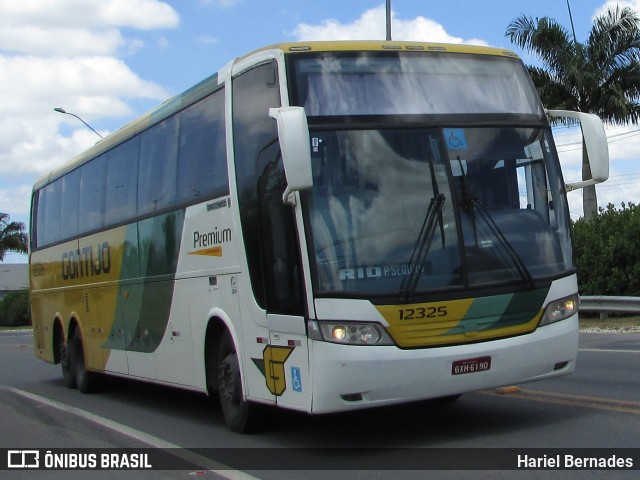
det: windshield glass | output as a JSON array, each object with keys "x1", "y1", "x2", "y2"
[
  {"x1": 304, "y1": 127, "x2": 573, "y2": 298},
  {"x1": 290, "y1": 52, "x2": 544, "y2": 116}
]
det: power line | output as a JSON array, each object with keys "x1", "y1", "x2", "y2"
[
  {"x1": 556, "y1": 128, "x2": 640, "y2": 151},
  {"x1": 606, "y1": 172, "x2": 640, "y2": 180}
]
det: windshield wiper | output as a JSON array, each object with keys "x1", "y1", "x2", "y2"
[
  {"x1": 469, "y1": 198, "x2": 534, "y2": 288},
  {"x1": 456, "y1": 157, "x2": 534, "y2": 289},
  {"x1": 399, "y1": 193, "x2": 446, "y2": 302},
  {"x1": 398, "y1": 136, "x2": 449, "y2": 303}
]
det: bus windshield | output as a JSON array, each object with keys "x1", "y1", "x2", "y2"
[
  {"x1": 290, "y1": 51, "x2": 544, "y2": 116},
  {"x1": 304, "y1": 126, "x2": 573, "y2": 298},
  {"x1": 290, "y1": 50, "x2": 571, "y2": 298}
]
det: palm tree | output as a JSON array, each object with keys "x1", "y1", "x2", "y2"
[
  {"x1": 506, "y1": 5, "x2": 640, "y2": 218},
  {"x1": 0, "y1": 213, "x2": 29, "y2": 261}
]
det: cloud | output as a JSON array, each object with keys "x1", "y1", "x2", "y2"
[
  {"x1": 195, "y1": 34, "x2": 220, "y2": 45},
  {"x1": 555, "y1": 122, "x2": 640, "y2": 218},
  {"x1": 0, "y1": 0, "x2": 178, "y2": 222},
  {"x1": 594, "y1": 0, "x2": 640, "y2": 18},
  {"x1": 0, "y1": 55, "x2": 167, "y2": 176},
  {"x1": 292, "y1": 4, "x2": 488, "y2": 45},
  {"x1": 0, "y1": 0, "x2": 179, "y2": 30},
  {"x1": 199, "y1": 0, "x2": 242, "y2": 7},
  {"x1": 0, "y1": 27, "x2": 128, "y2": 56},
  {"x1": 0, "y1": 184, "x2": 33, "y2": 220}
]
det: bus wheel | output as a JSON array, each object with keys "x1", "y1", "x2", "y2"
[
  {"x1": 217, "y1": 331, "x2": 258, "y2": 433},
  {"x1": 59, "y1": 332, "x2": 76, "y2": 389},
  {"x1": 70, "y1": 330, "x2": 95, "y2": 394}
]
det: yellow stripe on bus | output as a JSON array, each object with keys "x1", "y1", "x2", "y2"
[{"x1": 188, "y1": 247, "x2": 223, "y2": 257}]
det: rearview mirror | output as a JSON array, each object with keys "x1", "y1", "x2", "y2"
[
  {"x1": 269, "y1": 107, "x2": 313, "y2": 205},
  {"x1": 547, "y1": 110, "x2": 609, "y2": 191}
]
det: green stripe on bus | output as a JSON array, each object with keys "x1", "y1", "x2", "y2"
[
  {"x1": 444, "y1": 287, "x2": 549, "y2": 336},
  {"x1": 103, "y1": 210, "x2": 185, "y2": 353}
]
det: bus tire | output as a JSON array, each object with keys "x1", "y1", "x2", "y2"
[
  {"x1": 59, "y1": 331, "x2": 76, "y2": 389},
  {"x1": 217, "y1": 331, "x2": 259, "y2": 433},
  {"x1": 69, "y1": 329, "x2": 95, "y2": 394}
]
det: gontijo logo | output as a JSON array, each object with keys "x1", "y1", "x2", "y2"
[{"x1": 61, "y1": 242, "x2": 111, "y2": 281}]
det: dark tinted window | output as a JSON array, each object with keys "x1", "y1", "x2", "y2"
[
  {"x1": 42, "y1": 179, "x2": 61, "y2": 245},
  {"x1": 139, "y1": 116, "x2": 179, "y2": 215},
  {"x1": 79, "y1": 156, "x2": 106, "y2": 232},
  {"x1": 34, "y1": 86, "x2": 229, "y2": 248},
  {"x1": 233, "y1": 59, "x2": 304, "y2": 315},
  {"x1": 60, "y1": 168, "x2": 80, "y2": 239},
  {"x1": 105, "y1": 138, "x2": 139, "y2": 225},
  {"x1": 177, "y1": 90, "x2": 228, "y2": 202},
  {"x1": 35, "y1": 190, "x2": 46, "y2": 248}
]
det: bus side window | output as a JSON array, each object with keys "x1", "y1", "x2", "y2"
[
  {"x1": 34, "y1": 190, "x2": 45, "y2": 249},
  {"x1": 233, "y1": 59, "x2": 304, "y2": 315},
  {"x1": 60, "y1": 169, "x2": 80, "y2": 240},
  {"x1": 258, "y1": 148, "x2": 303, "y2": 314},
  {"x1": 138, "y1": 116, "x2": 179, "y2": 215},
  {"x1": 79, "y1": 157, "x2": 106, "y2": 233},
  {"x1": 105, "y1": 138, "x2": 139, "y2": 226},
  {"x1": 42, "y1": 179, "x2": 62, "y2": 246},
  {"x1": 177, "y1": 89, "x2": 228, "y2": 202}
]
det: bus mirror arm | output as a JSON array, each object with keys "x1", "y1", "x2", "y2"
[
  {"x1": 564, "y1": 179, "x2": 599, "y2": 192},
  {"x1": 546, "y1": 110, "x2": 609, "y2": 191},
  {"x1": 269, "y1": 107, "x2": 314, "y2": 205}
]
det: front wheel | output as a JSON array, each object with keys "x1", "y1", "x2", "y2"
[
  {"x1": 217, "y1": 331, "x2": 260, "y2": 433},
  {"x1": 59, "y1": 332, "x2": 76, "y2": 389}
]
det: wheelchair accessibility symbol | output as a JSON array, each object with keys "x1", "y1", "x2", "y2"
[
  {"x1": 291, "y1": 367, "x2": 302, "y2": 393},
  {"x1": 444, "y1": 128, "x2": 468, "y2": 150}
]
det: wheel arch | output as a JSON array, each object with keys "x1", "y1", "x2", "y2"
[{"x1": 204, "y1": 310, "x2": 240, "y2": 396}]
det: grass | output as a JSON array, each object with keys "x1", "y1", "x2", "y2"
[{"x1": 0, "y1": 325, "x2": 32, "y2": 331}]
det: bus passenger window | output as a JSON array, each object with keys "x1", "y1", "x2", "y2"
[{"x1": 139, "y1": 116, "x2": 179, "y2": 215}]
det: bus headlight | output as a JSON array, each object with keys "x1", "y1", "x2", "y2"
[
  {"x1": 539, "y1": 294, "x2": 579, "y2": 326},
  {"x1": 308, "y1": 321, "x2": 394, "y2": 346}
]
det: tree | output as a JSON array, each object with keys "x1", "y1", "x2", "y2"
[
  {"x1": 573, "y1": 203, "x2": 640, "y2": 296},
  {"x1": 0, "y1": 289, "x2": 30, "y2": 327},
  {"x1": 506, "y1": 5, "x2": 640, "y2": 218},
  {"x1": 0, "y1": 213, "x2": 29, "y2": 261}
]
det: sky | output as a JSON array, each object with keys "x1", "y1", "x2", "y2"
[{"x1": 2, "y1": 0, "x2": 640, "y2": 263}]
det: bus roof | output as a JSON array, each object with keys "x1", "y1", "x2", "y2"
[
  {"x1": 247, "y1": 41, "x2": 519, "y2": 59},
  {"x1": 34, "y1": 41, "x2": 520, "y2": 191}
]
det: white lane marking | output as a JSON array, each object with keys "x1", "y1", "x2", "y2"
[
  {"x1": 579, "y1": 348, "x2": 640, "y2": 354},
  {"x1": 1, "y1": 386, "x2": 259, "y2": 480}
]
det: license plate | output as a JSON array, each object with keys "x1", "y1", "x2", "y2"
[{"x1": 452, "y1": 356, "x2": 491, "y2": 375}]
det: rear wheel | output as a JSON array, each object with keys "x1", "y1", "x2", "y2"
[
  {"x1": 69, "y1": 329, "x2": 95, "y2": 394},
  {"x1": 217, "y1": 331, "x2": 260, "y2": 433}
]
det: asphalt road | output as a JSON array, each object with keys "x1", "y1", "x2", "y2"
[{"x1": 0, "y1": 329, "x2": 638, "y2": 479}]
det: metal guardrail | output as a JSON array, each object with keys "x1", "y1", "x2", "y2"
[{"x1": 580, "y1": 296, "x2": 640, "y2": 317}]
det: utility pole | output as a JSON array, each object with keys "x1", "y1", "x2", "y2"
[
  {"x1": 386, "y1": 0, "x2": 392, "y2": 41},
  {"x1": 566, "y1": 0, "x2": 578, "y2": 44}
]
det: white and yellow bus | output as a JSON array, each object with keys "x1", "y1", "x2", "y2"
[{"x1": 30, "y1": 41, "x2": 609, "y2": 432}]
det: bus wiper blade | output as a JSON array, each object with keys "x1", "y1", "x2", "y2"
[
  {"x1": 470, "y1": 197, "x2": 535, "y2": 289},
  {"x1": 399, "y1": 194, "x2": 446, "y2": 302}
]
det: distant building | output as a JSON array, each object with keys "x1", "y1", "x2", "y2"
[{"x1": 0, "y1": 264, "x2": 28, "y2": 299}]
